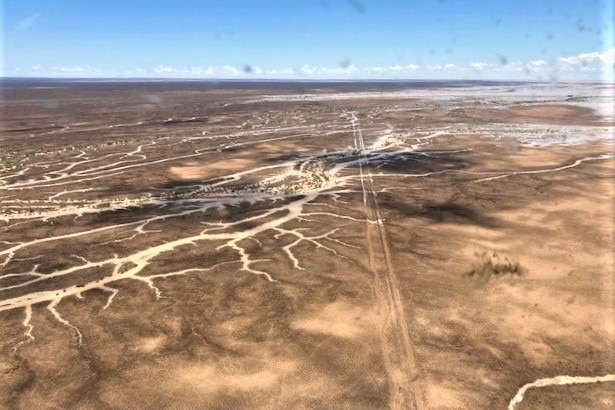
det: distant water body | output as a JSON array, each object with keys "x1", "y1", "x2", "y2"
[{"x1": 1, "y1": 77, "x2": 534, "y2": 92}]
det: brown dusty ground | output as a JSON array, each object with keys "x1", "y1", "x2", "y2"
[
  {"x1": 469, "y1": 104, "x2": 613, "y2": 126},
  {"x1": 0, "y1": 80, "x2": 614, "y2": 409}
]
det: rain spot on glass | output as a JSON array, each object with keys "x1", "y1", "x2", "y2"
[
  {"x1": 346, "y1": 0, "x2": 365, "y2": 13},
  {"x1": 145, "y1": 94, "x2": 161, "y2": 104},
  {"x1": 490, "y1": 12, "x2": 502, "y2": 25},
  {"x1": 577, "y1": 19, "x2": 586, "y2": 32}
]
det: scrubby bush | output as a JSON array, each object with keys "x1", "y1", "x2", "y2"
[{"x1": 465, "y1": 251, "x2": 523, "y2": 284}]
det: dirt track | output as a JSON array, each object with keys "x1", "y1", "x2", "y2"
[{"x1": 351, "y1": 111, "x2": 423, "y2": 409}]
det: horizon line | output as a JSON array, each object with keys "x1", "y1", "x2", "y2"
[{"x1": 2, "y1": 76, "x2": 613, "y2": 84}]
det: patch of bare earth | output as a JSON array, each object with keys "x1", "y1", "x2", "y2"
[{"x1": 471, "y1": 104, "x2": 612, "y2": 126}]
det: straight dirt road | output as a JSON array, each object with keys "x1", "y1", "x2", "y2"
[{"x1": 350, "y1": 111, "x2": 423, "y2": 409}]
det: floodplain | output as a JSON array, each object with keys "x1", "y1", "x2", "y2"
[{"x1": 1, "y1": 80, "x2": 614, "y2": 409}]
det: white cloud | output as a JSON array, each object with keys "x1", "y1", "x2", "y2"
[
  {"x1": 298, "y1": 65, "x2": 318, "y2": 75},
  {"x1": 154, "y1": 65, "x2": 174, "y2": 74},
  {"x1": 470, "y1": 62, "x2": 490, "y2": 71},
  {"x1": 339, "y1": 64, "x2": 359, "y2": 74},
  {"x1": 559, "y1": 49, "x2": 615, "y2": 66},
  {"x1": 554, "y1": 48, "x2": 614, "y2": 80},
  {"x1": 488, "y1": 59, "x2": 547, "y2": 74},
  {"x1": 222, "y1": 64, "x2": 240, "y2": 75},
  {"x1": 16, "y1": 48, "x2": 614, "y2": 80},
  {"x1": 266, "y1": 68, "x2": 295, "y2": 76},
  {"x1": 51, "y1": 66, "x2": 85, "y2": 73},
  {"x1": 114, "y1": 50, "x2": 613, "y2": 79},
  {"x1": 528, "y1": 59, "x2": 547, "y2": 67},
  {"x1": 184, "y1": 66, "x2": 216, "y2": 76}
]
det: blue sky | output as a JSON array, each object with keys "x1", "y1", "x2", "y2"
[{"x1": 2, "y1": 0, "x2": 614, "y2": 80}]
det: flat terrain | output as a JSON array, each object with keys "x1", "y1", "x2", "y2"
[{"x1": 1, "y1": 80, "x2": 614, "y2": 409}]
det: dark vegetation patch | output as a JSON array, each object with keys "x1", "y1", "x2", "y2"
[{"x1": 465, "y1": 251, "x2": 523, "y2": 285}]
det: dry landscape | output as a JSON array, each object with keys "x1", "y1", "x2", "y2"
[{"x1": 1, "y1": 79, "x2": 614, "y2": 409}]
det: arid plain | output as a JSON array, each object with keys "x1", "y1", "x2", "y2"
[{"x1": 1, "y1": 80, "x2": 614, "y2": 409}]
